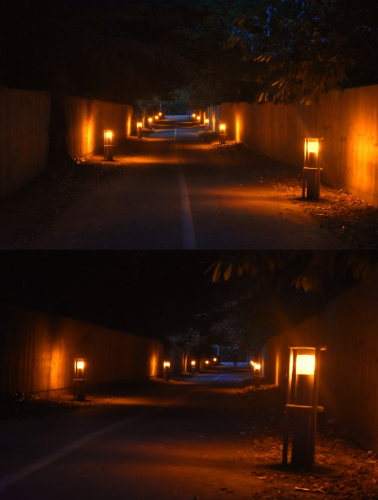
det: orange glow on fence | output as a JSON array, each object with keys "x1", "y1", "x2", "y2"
[
  {"x1": 296, "y1": 354, "x2": 315, "y2": 375},
  {"x1": 127, "y1": 116, "x2": 132, "y2": 136},
  {"x1": 150, "y1": 355, "x2": 157, "y2": 377},
  {"x1": 236, "y1": 118, "x2": 240, "y2": 142}
]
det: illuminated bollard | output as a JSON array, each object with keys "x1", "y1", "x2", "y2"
[
  {"x1": 204, "y1": 118, "x2": 210, "y2": 131},
  {"x1": 253, "y1": 361, "x2": 261, "y2": 388},
  {"x1": 104, "y1": 130, "x2": 114, "y2": 161},
  {"x1": 137, "y1": 122, "x2": 143, "y2": 139},
  {"x1": 73, "y1": 358, "x2": 86, "y2": 401},
  {"x1": 282, "y1": 346, "x2": 327, "y2": 471},
  {"x1": 219, "y1": 124, "x2": 227, "y2": 144},
  {"x1": 204, "y1": 360, "x2": 209, "y2": 370},
  {"x1": 163, "y1": 361, "x2": 171, "y2": 382},
  {"x1": 148, "y1": 117, "x2": 153, "y2": 130},
  {"x1": 212, "y1": 357, "x2": 217, "y2": 366},
  {"x1": 303, "y1": 138, "x2": 323, "y2": 200},
  {"x1": 191, "y1": 360, "x2": 196, "y2": 374}
]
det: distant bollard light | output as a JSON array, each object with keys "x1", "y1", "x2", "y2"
[
  {"x1": 192, "y1": 113, "x2": 196, "y2": 120},
  {"x1": 252, "y1": 361, "x2": 261, "y2": 388},
  {"x1": 104, "y1": 130, "x2": 114, "y2": 161},
  {"x1": 303, "y1": 137, "x2": 322, "y2": 200},
  {"x1": 191, "y1": 360, "x2": 196, "y2": 374},
  {"x1": 282, "y1": 346, "x2": 327, "y2": 471},
  {"x1": 148, "y1": 117, "x2": 153, "y2": 130},
  {"x1": 204, "y1": 360, "x2": 209, "y2": 369},
  {"x1": 204, "y1": 118, "x2": 210, "y2": 131},
  {"x1": 74, "y1": 357, "x2": 86, "y2": 401},
  {"x1": 137, "y1": 122, "x2": 143, "y2": 140},
  {"x1": 163, "y1": 361, "x2": 171, "y2": 382},
  {"x1": 219, "y1": 124, "x2": 227, "y2": 144},
  {"x1": 158, "y1": 112, "x2": 163, "y2": 119},
  {"x1": 213, "y1": 357, "x2": 217, "y2": 365},
  {"x1": 196, "y1": 115, "x2": 201, "y2": 122},
  {"x1": 155, "y1": 115, "x2": 159, "y2": 120}
]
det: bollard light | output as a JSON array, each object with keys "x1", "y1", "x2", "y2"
[
  {"x1": 137, "y1": 121, "x2": 143, "y2": 140},
  {"x1": 282, "y1": 346, "x2": 327, "y2": 471},
  {"x1": 213, "y1": 357, "x2": 217, "y2": 364},
  {"x1": 219, "y1": 124, "x2": 227, "y2": 144},
  {"x1": 303, "y1": 137, "x2": 322, "y2": 200},
  {"x1": 191, "y1": 360, "x2": 196, "y2": 374},
  {"x1": 74, "y1": 357, "x2": 86, "y2": 401},
  {"x1": 104, "y1": 130, "x2": 114, "y2": 161},
  {"x1": 296, "y1": 354, "x2": 315, "y2": 375},
  {"x1": 163, "y1": 360, "x2": 171, "y2": 381},
  {"x1": 148, "y1": 117, "x2": 153, "y2": 130},
  {"x1": 155, "y1": 115, "x2": 159, "y2": 120},
  {"x1": 252, "y1": 361, "x2": 261, "y2": 388},
  {"x1": 197, "y1": 115, "x2": 201, "y2": 122},
  {"x1": 158, "y1": 112, "x2": 162, "y2": 118},
  {"x1": 204, "y1": 360, "x2": 209, "y2": 369},
  {"x1": 204, "y1": 118, "x2": 209, "y2": 131}
]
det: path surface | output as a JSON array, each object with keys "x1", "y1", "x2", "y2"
[
  {"x1": 0, "y1": 371, "x2": 259, "y2": 500},
  {"x1": 1, "y1": 371, "x2": 376, "y2": 500},
  {"x1": 27, "y1": 120, "x2": 345, "y2": 250}
]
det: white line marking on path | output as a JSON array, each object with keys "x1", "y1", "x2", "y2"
[
  {"x1": 0, "y1": 411, "x2": 151, "y2": 492},
  {"x1": 0, "y1": 372, "x2": 225, "y2": 492},
  {"x1": 178, "y1": 170, "x2": 197, "y2": 249},
  {"x1": 174, "y1": 126, "x2": 197, "y2": 249}
]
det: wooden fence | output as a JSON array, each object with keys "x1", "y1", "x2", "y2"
[
  {"x1": 0, "y1": 87, "x2": 134, "y2": 197},
  {"x1": 0, "y1": 303, "x2": 164, "y2": 397},
  {"x1": 0, "y1": 87, "x2": 50, "y2": 197},
  {"x1": 264, "y1": 279, "x2": 378, "y2": 452},
  {"x1": 207, "y1": 84, "x2": 378, "y2": 206}
]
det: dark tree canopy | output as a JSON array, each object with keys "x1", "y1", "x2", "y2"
[{"x1": 2, "y1": 0, "x2": 378, "y2": 106}]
